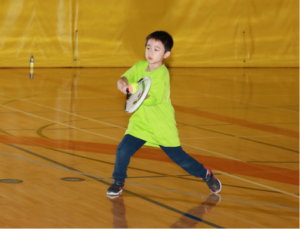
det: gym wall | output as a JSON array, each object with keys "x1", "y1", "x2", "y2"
[{"x1": 0, "y1": 0, "x2": 298, "y2": 67}]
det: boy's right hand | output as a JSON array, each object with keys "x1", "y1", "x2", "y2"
[{"x1": 117, "y1": 78, "x2": 129, "y2": 95}]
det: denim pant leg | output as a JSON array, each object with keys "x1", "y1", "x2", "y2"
[
  {"x1": 160, "y1": 145, "x2": 207, "y2": 178},
  {"x1": 113, "y1": 134, "x2": 146, "y2": 182}
]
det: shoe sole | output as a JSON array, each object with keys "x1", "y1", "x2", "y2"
[
  {"x1": 107, "y1": 195, "x2": 120, "y2": 200},
  {"x1": 107, "y1": 189, "x2": 123, "y2": 196}
]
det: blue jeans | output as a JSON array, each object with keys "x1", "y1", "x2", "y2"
[{"x1": 112, "y1": 134, "x2": 207, "y2": 182}]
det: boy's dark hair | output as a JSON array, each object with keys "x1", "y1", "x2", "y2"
[{"x1": 145, "y1": 31, "x2": 173, "y2": 52}]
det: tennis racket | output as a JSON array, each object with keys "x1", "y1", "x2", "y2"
[{"x1": 125, "y1": 77, "x2": 151, "y2": 113}]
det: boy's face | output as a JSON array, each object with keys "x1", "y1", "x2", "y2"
[{"x1": 145, "y1": 39, "x2": 170, "y2": 66}]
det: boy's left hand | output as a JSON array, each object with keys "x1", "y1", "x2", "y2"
[
  {"x1": 117, "y1": 78, "x2": 129, "y2": 95},
  {"x1": 120, "y1": 85, "x2": 129, "y2": 94}
]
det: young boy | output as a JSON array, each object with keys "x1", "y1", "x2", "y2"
[{"x1": 107, "y1": 31, "x2": 221, "y2": 196}]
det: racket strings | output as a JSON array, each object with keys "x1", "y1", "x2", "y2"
[
  {"x1": 126, "y1": 78, "x2": 150, "y2": 113},
  {"x1": 127, "y1": 82, "x2": 145, "y2": 108}
]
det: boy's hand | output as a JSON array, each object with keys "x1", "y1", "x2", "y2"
[{"x1": 117, "y1": 77, "x2": 129, "y2": 95}]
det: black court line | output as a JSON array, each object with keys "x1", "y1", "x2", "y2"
[
  {"x1": 0, "y1": 127, "x2": 287, "y2": 195},
  {"x1": 248, "y1": 161, "x2": 299, "y2": 163},
  {"x1": 194, "y1": 107, "x2": 300, "y2": 113},
  {"x1": 43, "y1": 147, "x2": 281, "y2": 194},
  {"x1": 35, "y1": 120, "x2": 125, "y2": 139},
  {"x1": 125, "y1": 175, "x2": 281, "y2": 194},
  {"x1": 46, "y1": 127, "x2": 119, "y2": 130},
  {"x1": 33, "y1": 123, "x2": 284, "y2": 195},
  {"x1": 45, "y1": 148, "x2": 204, "y2": 181},
  {"x1": 126, "y1": 174, "x2": 221, "y2": 178},
  {"x1": 178, "y1": 122, "x2": 299, "y2": 153},
  {"x1": 194, "y1": 122, "x2": 299, "y2": 126},
  {"x1": 6, "y1": 143, "x2": 224, "y2": 228},
  {"x1": 194, "y1": 106, "x2": 273, "y2": 110},
  {"x1": 36, "y1": 118, "x2": 298, "y2": 156}
]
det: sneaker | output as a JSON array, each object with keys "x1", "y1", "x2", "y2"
[
  {"x1": 107, "y1": 181, "x2": 125, "y2": 196},
  {"x1": 202, "y1": 167, "x2": 222, "y2": 194}
]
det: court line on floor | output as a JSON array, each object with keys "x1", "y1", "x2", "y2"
[
  {"x1": 0, "y1": 105, "x2": 121, "y2": 142},
  {"x1": 1, "y1": 145, "x2": 223, "y2": 228},
  {"x1": 173, "y1": 105, "x2": 299, "y2": 139},
  {"x1": 180, "y1": 135, "x2": 283, "y2": 139},
  {"x1": 2, "y1": 96, "x2": 299, "y2": 188},
  {"x1": 191, "y1": 91, "x2": 299, "y2": 114},
  {"x1": 1, "y1": 96, "x2": 300, "y2": 195},
  {"x1": 12, "y1": 129, "x2": 283, "y2": 195},
  {"x1": 26, "y1": 96, "x2": 118, "y2": 100},
  {"x1": 3, "y1": 94, "x2": 295, "y2": 152},
  {"x1": 1, "y1": 103, "x2": 298, "y2": 197},
  {"x1": 29, "y1": 119, "x2": 300, "y2": 183},
  {"x1": 0, "y1": 94, "x2": 127, "y2": 130},
  {"x1": 0, "y1": 149, "x2": 297, "y2": 211},
  {"x1": 178, "y1": 121, "x2": 298, "y2": 153},
  {"x1": 181, "y1": 142, "x2": 299, "y2": 198},
  {"x1": 0, "y1": 129, "x2": 286, "y2": 195},
  {"x1": 249, "y1": 161, "x2": 299, "y2": 163}
]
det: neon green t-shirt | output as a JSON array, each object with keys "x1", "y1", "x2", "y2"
[{"x1": 123, "y1": 60, "x2": 180, "y2": 147}]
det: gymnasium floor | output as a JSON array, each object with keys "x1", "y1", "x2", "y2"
[{"x1": 0, "y1": 67, "x2": 298, "y2": 228}]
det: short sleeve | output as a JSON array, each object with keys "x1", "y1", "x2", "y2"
[
  {"x1": 122, "y1": 61, "x2": 148, "y2": 85},
  {"x1": 143, "y1": 72, "x2": 165, "y2": 106},
  {"x1": 122, "y1": 64, "x2": 137, "y2": 85}
]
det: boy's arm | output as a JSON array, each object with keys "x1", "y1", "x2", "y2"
[
  {"x1": 143, "y1": 83, "x2": 164, "y2": 105},
  {"x1": 143, "y1": 74, "x2": 165, "y2": 105},
  {"x1": 118, "y1": 76, "x2": 150, "y2": 99},
  {"x1": 118, "y1": 62, "x2": 139, "y2": 94},
  {"x1": 117, "y1": 77, "x2": 129, "y2": 94}
]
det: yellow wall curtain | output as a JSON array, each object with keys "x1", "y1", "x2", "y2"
[{"x1": 0, "y1": 0, "x2": 298, "y2": 67}]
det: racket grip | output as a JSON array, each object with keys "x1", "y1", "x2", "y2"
[
  {"x1": 126, "y1": 88, "x2": 130, "y2": 100},
  {"x1": 125, "y1": 88, "x2": 130, "y2": 111}
]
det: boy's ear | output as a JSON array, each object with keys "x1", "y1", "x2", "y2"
[{"x1": 164, "y1": 51, "x2": 171, "y2": 59}]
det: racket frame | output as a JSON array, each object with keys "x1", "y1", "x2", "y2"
[{"x1": 125, "y1": 76, "x2": 151, "y2": 113}]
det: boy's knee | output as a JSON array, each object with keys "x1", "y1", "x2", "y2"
[
  {"x1": 116, "y1": 145, "x2": 125, "y2": 155},
  {"x1": 116, "y1": 145, "x2": 134, "y2": 157}
]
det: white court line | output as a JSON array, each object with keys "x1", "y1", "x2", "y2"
[
  {"x1": 181, "y1": 93, "x2": 299, "y2": 97},
  {"x1": 181, "y1": 144, "x2": 299, "y2": 198},
  {"x1": 1, "y1": 94, "x2": 126, "y2": 130},
  {"x1": 216, "y1": 171, "x2": 299, "y2": 198},
  {"x1": 191, "y1": 91, "x2": 299, "y2": 114},
  {"x1": 0, "y1": 150, "x2": 298, "y2": 210},
  {"x1": 0, "y1": 105, "x2": 121, "y2": 142},
  {"x1": 181, "y1": 143, "x2": 244, "y2": 161},
  {"x1": 180, "y1": 135, "x2": 283, "y2": 139},
  {"x1": 29, "y1": 96, "x2": 118, "y2": 100},
  {"x1": 0, "y1": 97, "x2": 298, "y2": 198}
]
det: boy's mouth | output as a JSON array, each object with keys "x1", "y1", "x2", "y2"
[{"x1": 148, "y1": 57, "x2": 152, "y2": 60}]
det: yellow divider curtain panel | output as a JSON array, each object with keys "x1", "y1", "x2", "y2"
[{"x1": 0, "y1": 0, "x2": 298, "y2": 67}]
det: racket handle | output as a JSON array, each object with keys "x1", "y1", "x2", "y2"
[
  {"x1": 126, "y1": 87, "x2": 130, "y2": 99},
  {"x1": 125, "y1": 88, "x2": 130, "y2": 110}
]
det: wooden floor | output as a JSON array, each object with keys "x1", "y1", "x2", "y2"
[{"x1": 0, "y1": 67, "x2": 298, "y2": 228}]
